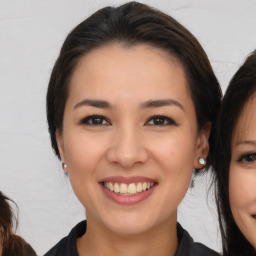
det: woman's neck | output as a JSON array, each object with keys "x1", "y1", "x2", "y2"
[{"x1": 77, "y1": 216, "x2": 178, "y2": 256}]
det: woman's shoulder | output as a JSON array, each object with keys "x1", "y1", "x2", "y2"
[
  {"x1": 193, "y1": 242, "x2": 219, "y2": 256},
  {"x1": 44, "y1": 220, "x2": 86, "y2": 256},
  {"x1": 176, "y1": 223, "x2": 219, "y2": 256},
  {"x1": 44, "y1": 221, "x2": 219, "y2": 256}
]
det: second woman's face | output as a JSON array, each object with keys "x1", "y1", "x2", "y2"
[
  {"x1": 229, "y1": 94, "x2": 256, "y2": 249},
  {"x1": 57, "y1": 44, "x2": 208, "y2": 235}
]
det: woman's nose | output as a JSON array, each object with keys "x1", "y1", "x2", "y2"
[{"x1": 106, "y1": 127, "x2": 149, "y2": 168}]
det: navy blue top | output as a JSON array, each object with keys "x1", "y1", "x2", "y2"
[{"x1": 45, "y1": 221, "x2": 219, "y2": 256}]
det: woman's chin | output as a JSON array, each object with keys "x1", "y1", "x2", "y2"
[
  {"x1": 98, "y1": 213, "x2": 156, "y2": 236},
  {"x1": 107, "y1": 223, "x2": 151, "y2": 237}
]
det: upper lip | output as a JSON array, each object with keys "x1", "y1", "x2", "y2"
[{"x1": 99, "y1": 176, "x2": 157, "y2": 184}]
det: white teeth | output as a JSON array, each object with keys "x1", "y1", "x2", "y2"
[
  {"x1": 120, "y1": 183, "x2": 128, "y2": 193},
  {"x1": 142, "y1": 182, "x2": 147, "y2": 191},
  {"x1": 109, "y1": 183, "x2": 114, "y2": 192},
  {"x1": 114, "y1": 183, "x2": 120, "y2": 193},
  {"x1": 128, "y1": 183, "x2": 137, "y2": 194},
  {"x1": 104, "y1": 181, "x2": 154, "y2": 195},
  {"x1": 137, "y1": 183, "x2": 143, "y2": 192}
]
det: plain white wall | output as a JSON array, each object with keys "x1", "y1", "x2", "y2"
[{"x1": 1, "y1": 0, "x2": 256, "y2": 254}]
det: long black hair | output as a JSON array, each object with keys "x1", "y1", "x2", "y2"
[{"x1": 213, "y1": 50, "x2": 256, "y2": 256}]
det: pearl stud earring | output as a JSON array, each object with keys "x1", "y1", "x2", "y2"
[
  {"x1": 62, "y1": 162, "x2": 68, "y2": 169},
  {"x1": 198, "y1": 157, "x2": 205, "y2": 165}
]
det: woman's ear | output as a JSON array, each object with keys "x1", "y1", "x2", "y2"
[
  {"x1": 193, "y1": 122, "x2": 211, "y2": 169},
  {"x1": 56, "y1": 129, "x2": 65, "y2": 162}
]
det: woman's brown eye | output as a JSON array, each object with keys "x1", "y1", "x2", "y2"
[
  {"x1": 80, "y1": 115, "x2": 110, "y2": 125},
  {"x1": 146, "y1": 115, "x2": 177, "y2": 126},
  {"x1": 239, "y1": 153, "x2": 256, "y2": 163}
]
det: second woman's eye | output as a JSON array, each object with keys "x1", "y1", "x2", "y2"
[
  {"x1": 79, "y1": 115, "x2": 110, "y2": 125},
  {"x1": 146, "y1": 115, "x2": 177, "y2": 126},
  {"x1": 238, "y1": 153, "x2": 256, "y2": 164}
]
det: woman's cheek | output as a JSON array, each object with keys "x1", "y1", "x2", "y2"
[{"x1": 229, "y1": 165, "x2": 255, "y2": 216}]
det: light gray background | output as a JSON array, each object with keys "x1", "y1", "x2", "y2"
[{"x1": 1, "y1": 0, "x2": 256, "y2": 255}]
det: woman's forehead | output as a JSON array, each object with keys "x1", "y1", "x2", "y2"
[
  {"x1": 232, "y1": 93, "x2": 256, "y2": 145},
  {"x1": 67, "y1": 43, "x2": 192, "y2": 105}
]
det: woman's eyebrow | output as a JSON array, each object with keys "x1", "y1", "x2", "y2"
[
  {"x1": 236, "y1": 140, "x2": 256, "y2": 147},
  {"x1": 74, "y1": 99, "x2": 111, "y2": 109},
  {"x1": 73, "y1": 98, "x2": 184, "y2": 110},
  {"x1": 141, "y1": 99, "x2": 184, "y2": 111}
]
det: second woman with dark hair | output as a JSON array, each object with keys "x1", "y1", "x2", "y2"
[
  {"x1": 213, "y1": 50, "x2": 256, "y2": 256},
  {"x1": 45, "y1": 2, "x2": 221, "y2": 255}
]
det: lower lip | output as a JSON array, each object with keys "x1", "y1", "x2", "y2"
[{"x1": 101, "y1": 184, "x2": 157, "y2": 205}]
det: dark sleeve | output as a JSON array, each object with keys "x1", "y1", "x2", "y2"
[
  {"x1": 44, "y1": 237, "x2": 69, "y2": 256},
  {"x1": 44, "y1": 245, "x2": 58, "y2": 256},
  {"x1": 194, "y1": 243, "x2": 220, "y2": 256},
  {"x1": 44, "y1": 221, "x2": 86, "y2": 256}
]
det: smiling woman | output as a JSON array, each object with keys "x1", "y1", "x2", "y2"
[
  {"x1": 213, "y1": 50, "x2": 256, "y2": 256},
  {"x1": 58, "y1": 44, "x2": 200, "y2": 231},
  {"x1": 44, "y1": 2, "x2": 221, "y2": 256}
]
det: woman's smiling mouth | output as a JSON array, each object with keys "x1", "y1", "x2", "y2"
[
  {"x1": 103, "y1": 182, "x2": 155, "y2": 195},
  {"x1": 99, "y1": 176, "x2": 158, "y2": 204}
]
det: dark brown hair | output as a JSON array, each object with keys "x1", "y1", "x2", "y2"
[
  {"x1": 0, "y1": 191, "x2": 36, "y2": 256},
  {"x1": 47, "y1": 1, "x2": 222, "y2": 171},
  {"x1": 213, "y1": 50, "x2": 256, "y2": 256}
]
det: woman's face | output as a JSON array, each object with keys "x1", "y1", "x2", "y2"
[
  {"x1": 57, "y1": 43, "x2": 209, "y2": 235},
  {"x1": 229, "y1": 93, "x2": 256, "y2": 249}
]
